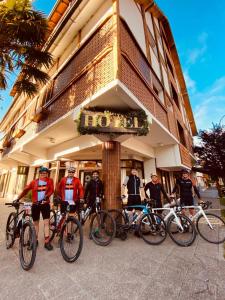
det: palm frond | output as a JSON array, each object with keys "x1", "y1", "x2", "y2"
[
  {"x1": 21, "y1": 65, "x2": 49, "y2": 84},
  {"x1": 13, "y1": 78, "x2": 38, "y2": 97}
]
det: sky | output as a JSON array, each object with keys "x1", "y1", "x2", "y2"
[{"x1": 1, "y1": 0, "x2": 225, "y2": 131}]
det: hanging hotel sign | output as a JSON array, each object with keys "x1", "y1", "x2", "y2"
[{"x1": 76, "y1": 109, "x2": 150, "y2": 136}]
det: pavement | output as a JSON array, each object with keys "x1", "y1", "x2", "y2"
[{"x1": 0, "y1": 188, "x2": 225, "y2": 300}]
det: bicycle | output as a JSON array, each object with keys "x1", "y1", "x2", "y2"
[
  {"x1": 49, "y1": 199, "x2": 83, "y2": 263},
  {"x1": 5, "y1": 201, "x2": 37, "y2": 271},
  {"x1": 175, "y1": 199, "x2": 225, "y2": 244},
  {"x1": 109, "y1": 199, "x2": 167, "y2": 245},
  {"x1": 78, "y1": 197, "x2": 116, "y2": 246},
  {"x1": 151, "y1": 199, "x2": 197, "y2": 247}
]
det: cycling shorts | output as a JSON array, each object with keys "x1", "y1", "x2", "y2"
[
  {"x1": 127, "y1": 195, "x2": 142, "y2": 211},
  {"x1": 32, "y1": 203, "x2": 50, "y2": 221},
  {"x1": 180, "y1": 197, "x2": 194, "y2": 206},
  {"x1": 60, "y1": 201, "x2": 77, "y2": 214}
]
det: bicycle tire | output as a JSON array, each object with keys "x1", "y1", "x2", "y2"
[
  {"x1": 19, "y1": 220, "x2": 37, "y2": 271},
  {"x1": 89, "y1": 210, "x2": 116, "y2": 246},
  {"x1": 167, "y1": 214, "x2": 196, "y2": 247},
  {"x1": 108, "y1": 209, "x2": 127, "y2": 237},
  {"x1": 6, "y1": 212, "x2": 17, "y2": 249},
  {"x1": 49, "y1": 209, "x2": 57, "y2": 242},
  {"x1": 196, "y1": 212, "x2": 225, "y2": 244},
  {"x1": 60, "y1": 216, "x2": 83, "y2": 263},
  {"x1": 139, "y1": 213, "x2": 167, "y2": 245}
]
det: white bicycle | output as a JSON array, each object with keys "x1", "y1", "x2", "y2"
[
  {"x1": 151, "y1": 201, "x2": 196, "y2": 247},
  {"x1": 180, "y1": 202, "x2": 225, "y2": 244}
]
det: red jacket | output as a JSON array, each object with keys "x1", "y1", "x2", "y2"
[
  {"x1": 18, "y1": 178, "x2": 54, "y2": 204},
  {"x1": 58, "y1": 177, "x2": 84, "y2": 202}
]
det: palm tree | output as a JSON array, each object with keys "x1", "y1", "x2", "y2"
[{"x1": 0, "y1": 0, "x2": 53, "y2": 97}]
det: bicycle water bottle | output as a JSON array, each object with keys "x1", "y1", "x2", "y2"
[
  {"x1": 81, "y1": 210, "x2": 85, "y2": 220},
  {"x1": 133, "y1": 212, "x2": 138, "y2": 222},
  {"x1": 56, "y1": 211, "x2": 61, "y2": 225},
  {"x1": 85, "y1": 207, "x2": 91, "y2": 218}
]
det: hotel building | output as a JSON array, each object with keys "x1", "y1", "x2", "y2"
[{"x1": 0, "y1": 0, "x2": 197, "y2": 208}]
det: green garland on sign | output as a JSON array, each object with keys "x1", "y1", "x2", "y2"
[{"x1": 76, "y1": 109, "x2": 149, "y2": 136}]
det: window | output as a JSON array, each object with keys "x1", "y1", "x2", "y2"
[
  {"x1": 177, "y1": 122, "x2": 186, "y2": 147},
  {"x1": 148, "y1": 29, "x2": 158, "y2": 58},
  {"x1": 152, "y1": 74, "x2": 165, "y2": 104},
  {"x1": 171, "y1": 84, "x2": 180, "y2": 109},
  {"x1": 166, "y1": 54, "x2": 174, "y2": 77}
]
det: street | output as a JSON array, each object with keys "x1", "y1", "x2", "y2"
[{"x1": 0, "y1": 189, "x2": 225, "y2": 300}]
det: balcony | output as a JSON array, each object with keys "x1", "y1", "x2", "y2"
[{"x1": 179, "y1": 143, "x2": 192, "y2": 168}]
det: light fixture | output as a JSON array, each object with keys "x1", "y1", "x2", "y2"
[{"x1": 48, "y1": 137, "x2": 55, "y2": 144}]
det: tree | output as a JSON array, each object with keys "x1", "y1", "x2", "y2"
[
  {"x1": 0, "y1": 0, "x2": 53, "y2": 97},
  {"x1": 194, "y1": 124, "x2": 225, "y2": 195}
]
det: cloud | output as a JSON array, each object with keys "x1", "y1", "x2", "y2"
[
  {"x1": 187, "y1": 32, "x2": 208, "y2": 65},
  {"x1": 184, "y1": 70, "x2": 196, "y2": 93},
  {"x1": 191, "y1": 76, "x2": 225, "y2": 130}
]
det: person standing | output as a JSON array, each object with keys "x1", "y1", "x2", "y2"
[
  {"x1": 122, "y1": 168, "x2": 143, "y2": 208},
  {"x1": 172, "y1": 169, "x2": 201, "y2": 216},
  {"x1": 17, "y1": 167, "x2": 54, "y2": 250},
  {"x1": 84, "y1": 170, "x2": 103, "y2": 212},
  {"x1": 58, "y1": 167, "x2": 84, "y2": 215},
  {"x1": 144, "y1": 174, "x2": 170, "y2": 209}
]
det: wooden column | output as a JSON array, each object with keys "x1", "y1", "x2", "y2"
[{"x1": 102, "y1": 141, "x2": 121, "y2": 210}]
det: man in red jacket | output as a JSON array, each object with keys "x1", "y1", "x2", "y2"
[
  {"x1": 58, "y1": 167, "x2": 84, "y2": 215},
  {"x1": 17, "y1": 166, "x2": 54, "y2": 250}
]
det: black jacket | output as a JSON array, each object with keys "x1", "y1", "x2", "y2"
[
  {"x1": 144, "y1": 182, "x2": 169, "y2": 201},
  {"x1": 172, "y1": 178, "x2": 201, "y2": 199},
  {"x1": 124, "y1": 175, "x2": 142, "y2": 195},
  {"x1": 84, "y1": 179, "x2": 104, "y2": 201}
]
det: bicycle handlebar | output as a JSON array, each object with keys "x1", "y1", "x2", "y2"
[{"x1": 5, "y1": 202, "x2": 28, "y2": 207}]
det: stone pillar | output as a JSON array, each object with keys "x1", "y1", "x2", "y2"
[{"x1": 102, "y1": 141, "x2": 121, "y2": 210}]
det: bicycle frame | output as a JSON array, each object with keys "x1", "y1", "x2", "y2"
[
  {"x1": 181, "y1": 205, "x2": 213, "y2": 229},
  {"x1": 80, "y1": 198, "x2": 102, "y2": 224},
  {"x1": 151, "y1": 207, "x2": 185, "y2": 232}
]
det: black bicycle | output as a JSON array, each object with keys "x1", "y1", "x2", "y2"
[
  {"x1": 49, "y1": 200, "x2": 83, "y2": 263},
  {"x1": 5, "y1": 201, "x2": 37, "y2": 271},
  {"x1": 78, "y1": 197, "x2": 116, "y2": 246},
  {"x1": 109, "y1": 199, "x2": 167, "y2": 245}
]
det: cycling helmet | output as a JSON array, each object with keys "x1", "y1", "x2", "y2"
[
  {"x1": 39, "y1": 166, "x2": 49, "y2": 173},
  {"x1": 68, "y1": 167, "x2": 76, "y2": 173},
  {"x1": 181, "y1": 168, "x2": 190, "y2": 174}
]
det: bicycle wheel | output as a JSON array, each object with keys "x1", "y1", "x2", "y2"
[
  {"x1": 196, "y1": 212, "x2": 225, "y2": 244},
  {"x1": 19, "y1": 220, "x2": 37, "y2": 271},
  {"x1": 139, "y1": 213, "x2": 167, "y2": 245},
  {"x1": 60, "y1": 217, "x2": 83, "y2": 263},
  {"x1": 6, "y1": 212, "x2": 17, "y2": 249},
  {"x1": 108, "y1": 209, "x2": 127, "y2": 237},
  {"x1": 49, "y1": 209, "x2": 57, "y2": 242},
  {"x1": 167, "y1": 214, "x2": 196, "y2": 247},
  {"x1": 90, "y1": 210, "x2": 116, "y2": 246}
]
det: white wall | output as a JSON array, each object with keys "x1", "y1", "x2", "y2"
[
  {"x1": 119, "y1": 0, "x2": 146, "y2": 55},
  {"x1": 156, "y1": 144, "x2": 181, "y2": 168},
  {"x1": 150, "y1": 48, "x2": 161, "y2": 80},
  {"x1": 162, "y1": 65, "x2": 170, "y2": 96},
  {"x1": 5, "y1": 169, "x2": 18, "y2": 200},
  {"x1": 122, "y1": 138, "x2": 155, "y2": 158},
  {"x1": 144, "y1": 158, "x2": 156, "y2": 182},
  {"x1": 145, "y1": 12, "x2": 155, "y2": 37}
]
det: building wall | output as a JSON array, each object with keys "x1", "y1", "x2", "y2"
[
  {"x1": 0, "y1": 0, "x2": 195, "y2": 172},
  {"x1": 119, "y1": 0, "x2": 146, "y2": 55}
]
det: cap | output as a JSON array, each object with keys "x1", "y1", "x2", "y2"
[
  {"x1": 68, "y1": 167, "x2": 76, "y2": 173},
  {"x1": 39, "y1": 166, "x2": 49, "y2": 173},
  {"x1": 181, "y1": 168, "x2": 190, "y2": 174}
]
